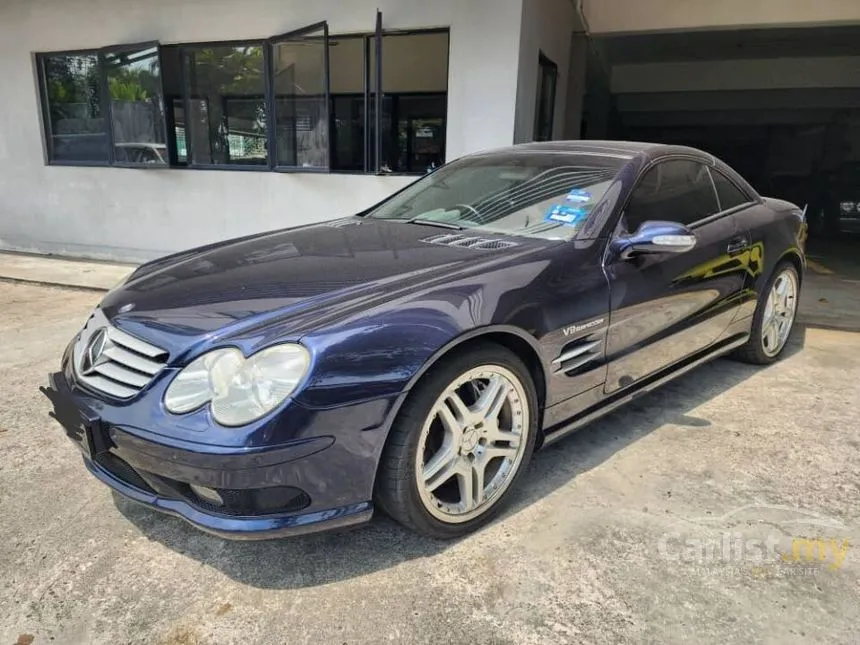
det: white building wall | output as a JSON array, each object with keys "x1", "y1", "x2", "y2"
[
  {"x1": 0, "y1": 0, "x2": 524, "y2": 261},
  {"x1": 512, "y1": 0, "x2": 577, "y2": 143}
]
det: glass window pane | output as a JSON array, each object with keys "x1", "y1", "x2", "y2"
[
  {"x1": 41, "y1": 54, "x2": 108, "y2": 162},
  {"x1": 272, "y1": 28, "x2": 329, "y2": 168},
  {"x1": 183, "y1": 45, "x2": 267, "y2": 166},
  {"x1": 711, "y1": 169, "x2": 750, "y2": 211},
  {"x1": 371, "y1": 31, "x2": 449, "y2": 174},
  {"x1": 105, "y1": 46, "x2": 167, "y2": 165},
  {"x1": 367, "y1": 152, "x2": 624, "y2": 241},
  {"x1": 329, "y1": 36, "x2": 366, "y2": 172},
  {"x1": 393, "y1": 96, "x2": 446, "y2": 174},
  {"x1": 626, "y1": 160, "x2": 720, "y2": 230},
  {"x1": 535, "y1": 54, "x2": 558, "y2": 142}
]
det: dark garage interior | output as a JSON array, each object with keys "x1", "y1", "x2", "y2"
[{"x1": 582, "y1": 25, "x2": 860, "y2": 297}]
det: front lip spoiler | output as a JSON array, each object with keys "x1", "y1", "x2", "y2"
[{"x1": 85, "y1": 458, "x2": 374, "y2": 540}]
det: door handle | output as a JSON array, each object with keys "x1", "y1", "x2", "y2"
[{"x1": 726, "y1": 237, "x2": 749, "y2": 255}]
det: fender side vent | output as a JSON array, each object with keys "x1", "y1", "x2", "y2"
[{"x1": 552, "y1": 337, "x2": 603, "y2": 375}]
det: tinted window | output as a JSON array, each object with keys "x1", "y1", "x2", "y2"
[
  {"x1": 41, "y1": 53, "x2": 108, "y2": 162},
  {"x1": 625, "y1": 160, "x2": 719, "y2": 231},
  {"x1": 272, "y1": 25, "x2": 329, "y2": 169},
  {"x1": 711, "y1": 169, "x2": 750, "y2": 211},
  {"x1": 367, "y1": 30, "x2": 449, "y2": 173},
  {"x1": 182, "y1": 45, "x2": 267, "y2": 166},
  {"x1": 367, "y1": 153, "x2": 624, "y2": 241},
  {"x1": 534, "y1": 53, "x2": 558, "y2": 142},
  {"x1": 105, "y1": 46, "x2": 167, "y2": 166}
]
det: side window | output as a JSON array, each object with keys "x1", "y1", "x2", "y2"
[
  {"x1": 710, "y1": 169, "x2": 750, "y2": 212},
  {"x1": 625, "y1": 160, "x2": 719, "y2": 232}
]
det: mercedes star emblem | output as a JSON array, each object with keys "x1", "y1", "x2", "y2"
[{"x1": 80, "y1": 327, "x2": 109, "y2": 376}]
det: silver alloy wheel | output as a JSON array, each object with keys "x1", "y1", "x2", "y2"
[
  {"x1": 761, "y1": 268, "x2": 799, "y2": 357},
  {"x1": 415, "y1": 365, "x2": 530, "y2": 523}
]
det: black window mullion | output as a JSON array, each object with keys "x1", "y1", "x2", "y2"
[
  {"x1": 180, "y1": 48, "x2": 196, "y2": 166},
  {"x1": 323, "y1": 21, "x2": 331, "y2": 174},
  {"x1": 97, "y1": 50, "x2": 116, "y2": 165},
  {"x1": 264, "y1": 42, "x2": 276, "y2": 169},
  {"x1": 150, "y1": 44, "x2": 171, "y2": 168},
  {"x1": 35, "y1": 55, "x2": 55, "y2": 163},
  {"x1": 363, "y1": 36, "x2": 371, "y2": 172},
  {"x1": 178, "y1": 48, "x2": 193, "y2": 164},
  {"x1": 159, "y1": 47, "x2": 180, "y2": 167},
  {"x1": 706, "y1": 167, "x2": 722, "y2": 213},
  {"x1": 374, "y1": 10, "x2": 383, "y2": 174}
]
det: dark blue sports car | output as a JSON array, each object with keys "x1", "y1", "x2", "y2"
[{"x1": 43, "y1": 141, "x2": 806, "y2": 539}]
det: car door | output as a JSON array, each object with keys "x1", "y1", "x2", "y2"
[{"x1": 604, "y1": 158, "x2": 750, "y2": 394}]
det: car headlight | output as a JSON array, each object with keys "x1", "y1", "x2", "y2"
[{"x1": 163, "y1": 344, "x2": 310, "y2": 427}]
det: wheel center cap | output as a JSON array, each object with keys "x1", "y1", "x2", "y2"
[{"x1": 461, "y1": 428, "x2": 479, "y2": 452}]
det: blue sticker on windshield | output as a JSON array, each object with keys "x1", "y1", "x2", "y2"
[
  {"x1": 545, "y1": 204, "x2": 588, "y2": 226},
  {"x1": 565, "y1": 189, "x2": 592, "y2": 203}
]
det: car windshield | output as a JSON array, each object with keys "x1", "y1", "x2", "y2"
[{"x1": 366, "y1": 152, "x2": 626, "y2": 240}]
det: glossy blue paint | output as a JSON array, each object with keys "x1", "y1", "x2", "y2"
[{"x1": 43, "y1": 141, "x2": 806, "y2": 539}]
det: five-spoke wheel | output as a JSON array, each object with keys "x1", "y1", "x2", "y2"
[
  {"x1": 761, "y1": 269, "x2": 798, "y2": 357},
  {"x1": 735, "y1": 261, "x2": 800, "y2": 364},
  {"x1": 416, "y1": 366, "x2": 529, "y2": 523},
  {"x1": 376, "y1": 344, "x2": 537, "y2": 538}
]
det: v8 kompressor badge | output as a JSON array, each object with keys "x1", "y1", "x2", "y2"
[{"x1": 562, "y1": 317, "x2": 606, "y2": 337}]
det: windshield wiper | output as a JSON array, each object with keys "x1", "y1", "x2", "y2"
[{"x1": 405, "y1": 216, "x2": 464, "y2": 230}]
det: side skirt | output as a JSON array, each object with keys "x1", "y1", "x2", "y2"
[{"x1": 541, "y1": 333, "x2": 750, "y2": 448}]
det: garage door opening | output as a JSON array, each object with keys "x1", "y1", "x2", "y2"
[{"x1": 581, "y1": 25, "x2": 860, "y2": 329}]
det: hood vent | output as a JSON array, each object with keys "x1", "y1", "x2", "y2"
[
  {"x1": 324, "y1": 218, "x2": 363, "y2": 228},
  {"x1": 421, "y1": 234, "x2": 519, "y2": 250}
]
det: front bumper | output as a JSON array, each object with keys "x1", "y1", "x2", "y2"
[{"x1": 42, "y1": 371, "x2": 375, "y2": 539}]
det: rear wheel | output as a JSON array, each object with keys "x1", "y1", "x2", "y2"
[
  {"x1": 375, "y1": 344, "x2": 538, "y2": 539},
  {"x1": 734, "y1": 262, "x2": 799, "y2": 364}
]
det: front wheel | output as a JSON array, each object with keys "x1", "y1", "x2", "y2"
[
  {"x1": 375, "y1": 344, "x2": 538, "y2": 539},
  {"x1": 733, "y1": 262, "x2": 800, "y2": 364}
]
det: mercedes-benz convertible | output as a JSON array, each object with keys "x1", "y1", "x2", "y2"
[{"x1": 43, "y1": 140, "x2": 806, "y2": 539}]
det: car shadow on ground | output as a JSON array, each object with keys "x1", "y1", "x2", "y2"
[{"x1": 114, "y1": 327, "x2": 807, "y2": 590}]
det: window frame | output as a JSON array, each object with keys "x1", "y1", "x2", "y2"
[
  {"x1": 178, "y1": 38, "x2": 270, "y2": 171},
  {"x1": 619, "y1": 155, "x2": 729, "y2": 234},
  {"x1": 707, "y1": 167, "x2": 756, "y2": 216},
  {"x1": 34, "y1": 23, "x2": 451, "y2": 175},
  {"x1": 268, "y1": 20, "x2": 332, "y2": 173},
  {"x1": 368, "y1": 25, "x2": 450, "y2": 175},
  {"x1": 36, "y1": 47, "x2": 109, "y2": 167},
  {"x1": 323, "y1": 26, "x2": 450, "y2": 175},
  {"x1": 101, "y1": 41, "x2": 168, "y2": 169},
  {"x1": 534, "y1": 51, "x2": 558, "y2": 143},
  {"x1": 37, "y1": 42, "x2": 170, "y2": 168}
]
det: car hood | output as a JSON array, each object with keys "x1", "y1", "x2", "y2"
[{"x1": 99, "y1": 218, "x2": 552, "y2": 358}]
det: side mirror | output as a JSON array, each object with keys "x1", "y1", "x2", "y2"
[{"x1": 611, "y1": 220, "x2": 697, "y2": 260}]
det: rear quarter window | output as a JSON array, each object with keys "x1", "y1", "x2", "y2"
[{"x1": 710, "y1": 169, "x2": 751, "y2": 211}]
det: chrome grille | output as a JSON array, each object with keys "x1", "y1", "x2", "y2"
[{"x1": 72, "y1": 309, "x2": 168, "y2": 399}]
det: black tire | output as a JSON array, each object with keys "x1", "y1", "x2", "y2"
[
  {"x1": 375, "y1": 343, "x2": 539, "y2": 539},
  {"x1": 733, "y1": 261, "x2": 800, "y2": 365}
]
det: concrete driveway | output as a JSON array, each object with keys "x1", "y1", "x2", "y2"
[{"x1": 1, "y1": 281, "x2": 858, "y2": 645}]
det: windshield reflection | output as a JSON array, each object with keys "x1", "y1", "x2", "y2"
[{"x1": 367, "y1": 152, "x2": 625, "y2": 240}]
